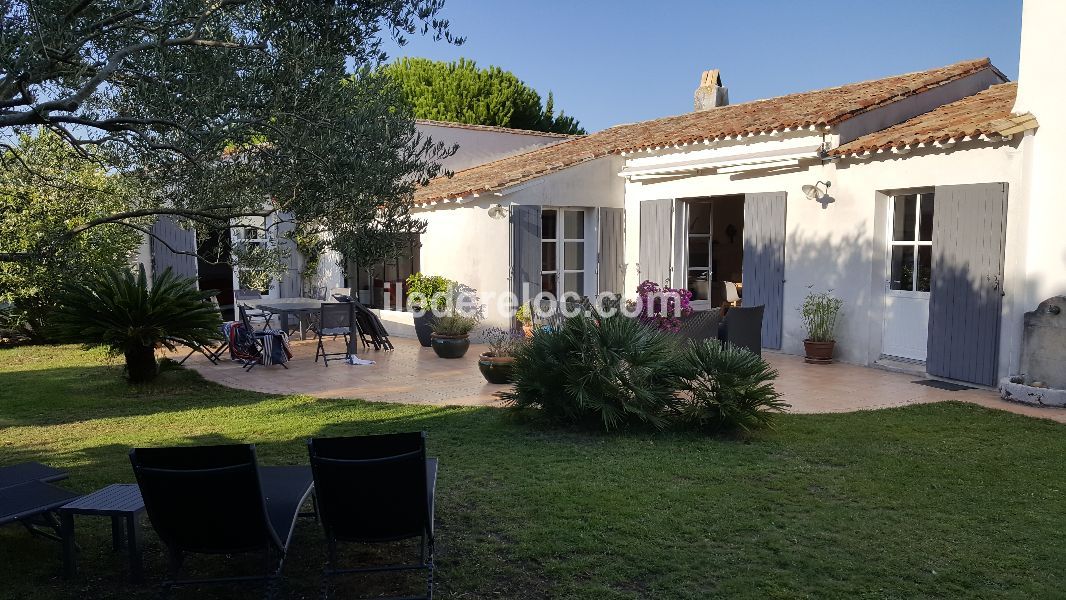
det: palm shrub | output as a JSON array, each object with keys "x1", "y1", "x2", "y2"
[
  {"x1": 678, "y1": 341, "x2": 788, "y2": 433},
  {"x1": 502, "y1": 313, "x2": 683, "y2": 431},
  {"x1": 50, "y1": 266, "x2": 222, "y2": 383}
]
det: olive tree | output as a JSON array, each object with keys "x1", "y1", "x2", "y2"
[{"x1": 0, "y1": 0, "x2": 461, "y2": 264}]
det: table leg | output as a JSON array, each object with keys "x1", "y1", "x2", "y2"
[
  {"x1": 300, "y1": 314, "x2": 307, "y2": 340},
  {"x1": 281, "y1": 312, "x2": 290, "y2": 335},
  {"x1": 110, "y1": 515, "x2": 124, "y2": 550},
  {"x1": 61, "y1": 513, "x2": 76, "y2": 579},
  {"x1": 126, "y1": 513, "x2": 144, "y2": 583}
]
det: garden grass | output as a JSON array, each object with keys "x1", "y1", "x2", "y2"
[{"x1": 1, "y1": 345, "x2": 1064, "y2": 599}]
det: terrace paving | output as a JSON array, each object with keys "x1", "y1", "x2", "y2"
[{"x1": 181, "y1": 336, "x2": 1066, "y2": 423}]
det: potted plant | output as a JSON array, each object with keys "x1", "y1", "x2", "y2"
[
  {"x1": 406, "y1": 273, "x2": 453, "y2": 347},
  {"x1": 430, "y1": 314, "x2": 477, "y2": 358},
  {"x1": 515, "y1": 303, "x2": 534, "y2": 337},
  {"x1": 477, "y1": 327, "x2": 525, "y2": 383},
  {"x1": 799, "y1": 287, "x2": 843, "y2": 364}
]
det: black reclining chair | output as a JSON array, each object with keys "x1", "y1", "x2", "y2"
[
  {"x1": 129, "y1": 444, "x2": 314, "y2": 597},
  {"x1": 308, "y1": 432, "x2": 437, "y2": 599},
  {"x1": 0, "y1": 462, "x2": 79, "y2": 544}
]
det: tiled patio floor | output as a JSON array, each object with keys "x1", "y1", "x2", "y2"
[{"x1": 182, "y1": 336, "x2": 1066, "y2": 423}]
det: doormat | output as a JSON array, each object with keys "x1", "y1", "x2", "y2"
[{"x1": 912, "y1": 379, "x2": 976, "y2": 392}]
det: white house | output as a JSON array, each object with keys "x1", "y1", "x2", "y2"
[
  {"x1": 135, "y1": 119, "x2": 575, "y2": 313},
  {"x1": 410, "y1": 0, "x2": 1065, "y2": 389}
]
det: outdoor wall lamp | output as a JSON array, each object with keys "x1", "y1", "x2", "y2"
[{"x1": 801, "y1": 180, "x2": 832, "y2": 201}]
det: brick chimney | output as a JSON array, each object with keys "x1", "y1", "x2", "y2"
[{"x1": 694, "y1": 69, "x2": 729, "y2": 111}]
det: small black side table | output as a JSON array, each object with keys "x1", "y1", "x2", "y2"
[{"x1": 59, "y1": 484, "x2": 146, "y2": 583}]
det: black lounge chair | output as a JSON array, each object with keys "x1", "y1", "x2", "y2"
[
  {"x1": 315, "y1": 302, "x2": 353, "y2": 366},
  {"x1": 308, "y1": 432, "x2": 437, "y2": 600},
  {"x1": 0, "y1": 462, "x2": 79, "y2": 543},
  {"x1": 129, "y1": 444, "x2": 314, "y2": 597},
  {"x1": 718, "y1": 304, "x2": 764, "y2": 357}
]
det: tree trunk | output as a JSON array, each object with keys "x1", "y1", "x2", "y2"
[{"x1": 125, "y1": 345, "x2": 159, "y2": 383}]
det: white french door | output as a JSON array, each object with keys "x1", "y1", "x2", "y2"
[
  {"x1": 541, "y1": 209, "x2": 587, "y2": 297},
  {"x1": 882, "y1": 192, "x2": 934, "y2": 361}
]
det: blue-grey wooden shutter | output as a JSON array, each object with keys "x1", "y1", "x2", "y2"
[
  {"x1": 927, "y1": 183, "x2": 1008, "y2": 386},
  {"x1": 150, "y1": 217, "x2": 198, "y2": 283},
  {"x1": 598, "y1": 207, "x2": 625, "y2": 295},
  {"x1": 511, "y1": 205, "x2": 542, "y2": 303},
  {"x1": 275, "y1": 213, "x2": 303, "y2": 298},
  {"x1": 639, "y1": 199, "x2": 673, "y2": 285},
  {"x1": 742, "y1": 192, "x2": 787, "y2": 350}
]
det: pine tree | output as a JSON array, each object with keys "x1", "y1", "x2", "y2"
[{"x1": 382, "y1": 58, "x2": 586, "y2": 135}]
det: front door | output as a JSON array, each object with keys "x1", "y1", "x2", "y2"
[{"x1": 882, "y1": 192, "x2": 933, "y2": 361}]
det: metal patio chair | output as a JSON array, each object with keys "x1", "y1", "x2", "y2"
[
  {"x1": 234, "y1": 289, "x2": 274, "y2": 331},
  {"x1": 238, "y1": 306, "x2": 289, "y2": 371},
  {"x1": 350, "y1": 298, "x2": 394, "y2": 351},
  {"x1": 314, "y1": 303, "x2": 353, "y2": 366},
  {"x1": 307, "y1": 432, "x2": 437, "y2": 600},
  {"x1": 178, "y1": 297, "x2": 230, "y2": 366},
  {"x1": 129, "y1": 444, "x2": 315, "y2": 598}
]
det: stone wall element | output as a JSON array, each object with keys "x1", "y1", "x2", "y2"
[
  {"x1": 1000, "y1": 378, "x2": 1066, "y2": 408},
  {"x1": 1018, "y1": 296, "x2": 1066, "y2": 389}
]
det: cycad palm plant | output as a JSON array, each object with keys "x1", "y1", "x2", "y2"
[
  {"x1": 503, "y1": 313, "x2": 683, "y2": 431},
  {"x1": 678, "y1": 341, "x2": 788, "y2": 433},
  {"x1": 51, "y1": 266, "x2": 222, "y2": 383}
]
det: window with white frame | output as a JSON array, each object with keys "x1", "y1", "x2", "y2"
[
  {"x1": 888, "y1": 192, "x2": 934, "y2": 292},
  {"x1": 686, "y1": 202, "x2": 712, "y2": 292},
  {"x1": 232, "y1": 215, "x2": 274, "y2": 294},
  {"x1": 541, "y1": 209, "x2": 585, "y2": 297}
]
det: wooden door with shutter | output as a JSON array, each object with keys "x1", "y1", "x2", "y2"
[
  {"x1": 926, "y1": 183, "x2": 1008, "y2": 386},
  {"x1": 742, "y1": 192, "x2": 787, "y2": 350},
  {"x1": 510, "y1": 205, "x2": 542, "y2": 304},
  {"x1": 598, "y1": 207, "x2": 625, "y2": 295},
  {"x1": 639, "y1": 199, "x2": 673, "y2": 286}
]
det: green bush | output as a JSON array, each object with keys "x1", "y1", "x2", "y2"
[
  {"x1": 502, "y1": 313, "x2": 684, "y2": 431},
  {"x1": 406, "y1": 272, "x2": 454, "y2": 311},
  {"x1": 678, "y1": 341, "x2": 789, "y2": 433},
  {"x1": 50, "y1": 266, "x2": 222, "y2": 383},
  {"x1": 503, "y1": 314, "x2": 786, "y2": 434},
  {"x1": 431, "y1": 314, "x2": 477, "y2": 336}
]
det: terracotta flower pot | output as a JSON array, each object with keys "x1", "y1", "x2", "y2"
[
  {"x1": 478, "y1": 353, "x2": 515, "y2": 384},
  {"x1": 521, "y1": 323, "x2": 534, "y2": 338},
  {"x1": 803, "y1": 339, "x2": 835, "y2": 364},
  {"x1": 430, "y1": 333, "x2": 470, "y2": 359}
]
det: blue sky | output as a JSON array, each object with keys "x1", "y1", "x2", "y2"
[{"x1": 383, "y1": 0, "x2": 1022, "y2": 132}]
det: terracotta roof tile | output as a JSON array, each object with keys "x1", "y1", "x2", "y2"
[
  {"x1": 833, "y1": 82, "x2": 1035, "y2": 156},
  {"x1": 416, "y1": 59, "x2": 994, "y2": 204},
  {"x1": 415, "y1": 119, "x2": 581, "y2": 139}
]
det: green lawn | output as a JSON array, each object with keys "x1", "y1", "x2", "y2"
[{"x1": 1, "y1": 345, "x2": 1065, "y2": 599}]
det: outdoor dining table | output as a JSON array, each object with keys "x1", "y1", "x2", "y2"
[
  {"x1": 255, "y1": 298, "x2": 324, "y2": 341},
  {"x1": 255, "y1": 299, "x2": 360, "y2": 358}
]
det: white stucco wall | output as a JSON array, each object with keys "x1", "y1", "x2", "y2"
[
  {"x1": 418, "y1": 202, "x2": 511, "y2": 326},
  {"x1": 416, "y1": 122, "x2": 570, "y2": 173},
  {"x1": 415, "y1": 156, "x2": 625, "y2": 328},
  {"x1": 624, "y1": 138, "x2": 1026, "y2": 379},
  {"x1": 1013, "y1": 0, "x2": 1066, "y2": 311}
]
